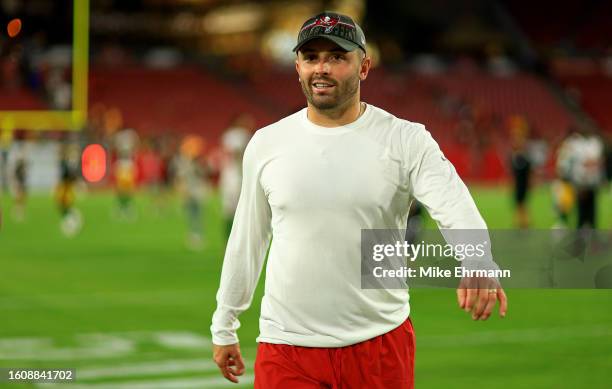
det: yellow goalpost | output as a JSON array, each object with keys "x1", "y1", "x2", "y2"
[{"x1": 0, "y1": 0, "x2": 89, "y2": 132}]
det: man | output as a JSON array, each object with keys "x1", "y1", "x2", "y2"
[
  {"x1": 509, "y1": 122, "x2": 532, "y2": 229},
  {"x1": 219, "y1": 115, "x2": 252, "y2": 238},
  {"x1": 112, "y1": 128, "x2": 139, "y2": 221},
  {"x1": 553, "y1": 129, "x2": 579, "y2": 228},
  {"x1": 176, "y1": 135, "x2": 209, "y2": 250},
  {"x1": 55, "y1": 141, "x2": 83, "y2": 237},
  {"x1": 572, "y1": 128, "x2": 604, "y2": 229},
  {"x1": 558, "y1": 126, "x2": 604, "y2": 229},
  {"x1": 12, "y1": 144, "x2": 28, "y2": 222},
  {"x1": 211, "y1": 11, "x2": 508, "y2": 388}
]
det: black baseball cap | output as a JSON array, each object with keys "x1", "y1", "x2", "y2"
[{"x1": 293, "y1": 11, "x2": 366, "y2": 53}]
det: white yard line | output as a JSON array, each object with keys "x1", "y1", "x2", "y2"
[
  {"x1": 0, "y1": 289, "x2": 205, "y2": 310},
  {"x1": 0, "y1": 331, "x2": 211, "y2": 360},
  {"x1": 76, "y1": 358, "x2": 227, "y2": 379},
  {"x1": 37, "y1": 375, "x2": 255, "y2": 389},
  {"x1": 0, "y1": 336, "x2": 134, "y2": 360},
  {"x1": 152, "y1": 332, "x2": 211, "y2": 349}
]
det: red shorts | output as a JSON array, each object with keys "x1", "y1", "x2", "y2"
[{"x1": 254, "y1": 317, "x2": 415, "y2": 389}]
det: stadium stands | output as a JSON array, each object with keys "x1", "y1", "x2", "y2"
[
  {"x1": 556, "y1": 73, "x2": 612, "y2": 133},
  {"x1": 505, "y1": 0, "x2": 612, "y2": 51},
  {"x1": 89, "y1": 66, "x2": 273, "y2": 138},
  {"x1": 88, "y1": 64, "x2": 575, "y2": 182},
  {"x1": 0, "y1": 88, "x2": 46, "y2": 110}
]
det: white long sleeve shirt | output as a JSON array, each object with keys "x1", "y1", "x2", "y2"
[{"x1": 211, "y1": 103, "x2": 489, "y2": 347}]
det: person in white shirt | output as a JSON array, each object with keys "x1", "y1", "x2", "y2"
[
  {"x1": 211, "y1": 11, "x2": 508, "y2": 388},
  {"x1": 219, "y1": 117, "x2": 251, "y2": 238},
  {"x1": 566, "y1": 128, "x2": 604, "y2": 229}
]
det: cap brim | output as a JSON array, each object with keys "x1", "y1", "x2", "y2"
[{"x1": 293, "y1": 35, "x2": 360, "y2": 53}]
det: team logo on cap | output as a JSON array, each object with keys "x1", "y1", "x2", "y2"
[{"x1": 315, "y1": 15, "x2": 339, "y2": 33}]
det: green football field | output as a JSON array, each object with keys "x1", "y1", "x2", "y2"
[{"x1": 0, "y1": 185, "x2": 611, "y2": 388}]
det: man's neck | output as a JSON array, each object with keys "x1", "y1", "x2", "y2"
[{"x1": 306, "y1": 98, "x2": 364, "y2": 128}]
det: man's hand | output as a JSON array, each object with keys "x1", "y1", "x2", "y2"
[
  {"x1": 213, "y1": 343, "x2": 245, "y2": 383},
  {"x1": 456, "y1": 277, "x2": 508, "y2": 320}
]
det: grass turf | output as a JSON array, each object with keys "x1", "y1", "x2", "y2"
[{"x1": 0, "y1": 185, "x2": 610, "y2": 388}]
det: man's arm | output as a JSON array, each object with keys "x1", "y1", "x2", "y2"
[
  {"x1": 211, "y1": 133, "x2": 272, "y2": 381},
  {"x1": 406, "y1": 124, "x2": 508, "y2": 320}
]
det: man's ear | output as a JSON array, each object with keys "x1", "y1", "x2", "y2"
[
  {"x1": 359, "y1": 56, "x2": 372, "y2": 81},
  {"x1": 295, "y1": 57, "x2": 300, "y2": 79}
]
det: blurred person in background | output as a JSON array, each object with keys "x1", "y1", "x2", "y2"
[
  {"x1": 605, "y1": 133, "x2": 612, "y2": 193},
  {"x1": 553, "y1": 130, "x2": 579, "y2": 228},
  {"x1": 0, "y1": 131, "x2": 8, "y2": 230},
  {"x1": 555, "y1": 126, "x2": 605, "y2": 229},
  {"x1": 11, "y1": 143, "x2": 28, "y2": 222},
  {"x1": 55, "y1": 142, "x2": 83, "y2": 237},
  {"x1": 157, "y1": 135, "x2": 177, "y2": 214},
  {"x1": 1, "y1": 129, "x2": 14, "y2": 229},
  {"x1": 219, "y1": 115, "x2": 252, "y2": 238},
  {"x1": 114, "y1": 156, "x2": 138, "y2": 221},
  {"x1": 112, "y1": 128, "x2": 139, "y2": 221},
  {"x1": 137, "y1": 137, "x2": 164, "y2": 214},
  {"x1": 0, "y1": 129, "x2": 11, "y2": 194},
  {"x1": 176, "y1": 135, "x2": 209, "y2": 250},
  {"x1": 572, "y1": 126, "x2": 605, "y2": 229},
  {"x1": 508, "y1": 117, "x2": 532, "y2": 229}
]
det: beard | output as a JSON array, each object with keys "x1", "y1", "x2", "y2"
[{"x1": 300, "y1": 72, "x2": 360, "y2": 111}]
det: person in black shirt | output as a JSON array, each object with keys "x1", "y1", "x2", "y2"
[{"x1": 510, "y1": 134, "x2": 531, "y2": 229}]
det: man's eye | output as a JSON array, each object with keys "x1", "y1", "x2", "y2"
[{"x1": 331, "y1": 54, "x2": 344, "y2": 61}]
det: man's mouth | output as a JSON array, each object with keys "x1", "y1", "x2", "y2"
[{"x1": 312, "y1": 81, "x2": 335, "y2": 93}]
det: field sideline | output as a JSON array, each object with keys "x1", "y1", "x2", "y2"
[{"x1": 0, "y1": 185, "x2": 611, "y2": 388}]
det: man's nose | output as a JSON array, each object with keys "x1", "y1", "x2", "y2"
[{"x1": 313, "y1": 59, "x2": 330, "y2": 74}]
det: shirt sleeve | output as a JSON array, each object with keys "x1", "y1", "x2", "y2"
[
  {"x1": 406, "y1": 124, "x2": 485, "y2": 229},
  {"x1": 406, "y1": 124, "x2": 499, "y2": 271},
  {"x1": 211, "y1": 133, "x2": 272, "y2": 345}
]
